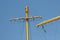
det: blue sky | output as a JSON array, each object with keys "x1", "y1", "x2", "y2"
[{"x1": 0, "y1": 0, "x2": 60, "y2": 40}]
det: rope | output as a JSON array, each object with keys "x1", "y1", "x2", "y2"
[
  {"x1": 41, "y1": 24, "x2": 46, "y2": 33},
  {"x1": 25, "y1": 0, "x2": 32, "y2": 8},
  {"x1": 37, "y1": 24, "x2": 47, "y2": 40},
  {"x1": 41, "y1": 25, "x2": 47, "y2": 40},
  {"x1": 29, "y1": 23, "x2": 32, "y2": 40}
]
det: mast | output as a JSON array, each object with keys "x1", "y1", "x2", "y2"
[{"x1": 25, "y1": 6, "x2": 29, "y2": 40}]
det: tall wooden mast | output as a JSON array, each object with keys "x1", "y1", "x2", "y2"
[
  {"x1": 9, "y1": 4, "x2": 42, "y2": 40},
  {"x1": 25, "y1": 6, "x2": 29, "y2": 40}
]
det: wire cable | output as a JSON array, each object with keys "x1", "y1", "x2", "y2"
[
  {"x1": 29, "y1": 21, "x2": 32, "y2": 40},
  {"x1": 41, "y1": 24, "x2": 46, "y2": 33},
  {"x1": 37, "y1": 24, "x2": 47, "y2": 40}
]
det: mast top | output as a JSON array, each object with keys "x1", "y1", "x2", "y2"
[{"x1": 25, "y1": 6, "x2": 29, "y2": 13}]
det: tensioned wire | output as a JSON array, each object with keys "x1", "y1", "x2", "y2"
[{"x1": 36, "y1": 24, "x2": 47, "y2": 40}]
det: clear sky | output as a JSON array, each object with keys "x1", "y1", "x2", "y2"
[{"x1": 0, "y1": 0, "x2": 60, "y2": 40}]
